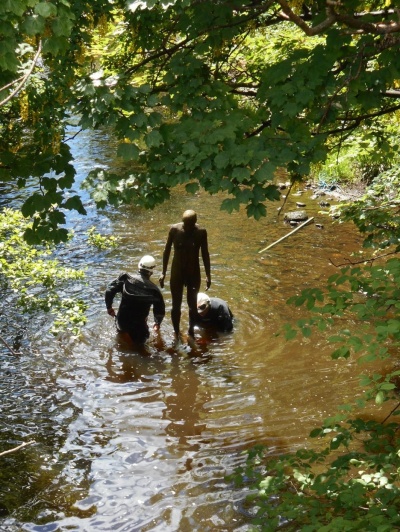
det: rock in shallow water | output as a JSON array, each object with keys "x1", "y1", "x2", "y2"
[{"x1": 284, "y1": 210, "x2": 308, "y2": 222}]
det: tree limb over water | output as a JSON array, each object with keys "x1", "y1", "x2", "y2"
[
  {"x1": 0, "y1": 334, "x2": 22, "y2": 357},
  {"x1": 278, "y1": 2, "x2": 400, "y2": 35},
  {"x1": 1, "y1": 1, "x2": 400, "y2": 239}
]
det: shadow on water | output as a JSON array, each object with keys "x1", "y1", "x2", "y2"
[{"x1": 0, "y1": 127, "x2": 394, "y2": 530}]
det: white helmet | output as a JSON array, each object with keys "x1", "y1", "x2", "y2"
[
  {"x1": 197, "y1": 292, "x2": 211, "y2": 313},
  {"x1": 138, "y1": 255, "x2": 156, "y2": 273}
]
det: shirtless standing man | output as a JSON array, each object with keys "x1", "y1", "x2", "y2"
[{"x1": 159, "y1": 210, "x2": 211, "y2": 338}]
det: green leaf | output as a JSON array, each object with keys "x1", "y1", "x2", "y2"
[
  {"x1": 146, "y1": 130, "x2": 163, "y2": 148},
  {"x1": 328, "y1": 335, "x2": 344, "y2": 343},
  {"x1": 63, "y1": 196, "x2": 87, "y2": 215},
  {"x1": 21, "y1": 15, "x2": 46, "y2": 35},
  {"x1": 379, "y1": 382, "x2": 395, "y2": 391},
  {"x1": 309, "y1": 428, "x2": 323, "y2": 438},
  {"x1": 331, "y1": 347, "x2": 350, "y2": 359},
  {"x1": 220, "y1": 197, "x2": 241, "y2": 213},
  {"x1": 185, "y1": 182, "x2": 199, "y2": 193},
  {"x1": 52, "y1": 16, "x2": 74, "y2": 36},
  {"x1": 236, "y1": 188, "x2": 252, "y2": 204},
  {"x1": 42, "y1": 35, "x2": 69, "y2": 55},
  {"x1": 253, "y1": 162, "x2": 276, "y2": 182},
  {"x1": 375, "y1": 391, "x2": 385, "y2": 405},
  {"x1": 117, "y1": 142, "x2": 140, "y2": 160},
  {"x1": 283, "y1": 101, "x2": 301, "y2": 117},
  {"x1": 214, "y1": 151, "x2": 230, "y2": 169},
  {"x1": 182, "y1": 141, "x2": 197, "y2": 156},
  {"x1": 0, "y1": 51, "x2": 19, "y2": 72},
  {"x1": 34, "y1": 2, "x2": 57, "y2": 17},
  {"x1": 1, "y1": 0, "x2": 25, "y2": 16},
  {"x1": 264, "y1": 185, "x2": 281, "y2": 202},
  {"x1": 232, "y1": 167, "x2": 251, "y2": 183},
  {"x1": 284, "y1": 324, "x2": 297, "y2": 340},
  {"x1": 246, "y1": 202, "x2": 266, "y2": 220},
  {"x1": 21, "y1": 194, "x2": 46, "y2": 216}
]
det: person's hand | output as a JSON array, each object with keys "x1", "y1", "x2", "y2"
[
  {"x1": 153, "y1": 323, "x2": 160, "y2": 333},
  {"x1": 206, "y1": 277, "x2": 211, "y2": 291},
  {"x1": 107, "y1": 307, "x2": 116, "y2": 317},
  {"x1": 159, "y1": 274, "x2": 165, "y2": 288}
]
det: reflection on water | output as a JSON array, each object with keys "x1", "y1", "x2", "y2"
[{"x1": 0, "y1": 128, "x2": 392, "y2": 530}]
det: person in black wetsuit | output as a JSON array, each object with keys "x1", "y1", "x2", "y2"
[
  {"x1": 159, "y1": 210, "x2": 211, "y2": 338},
  {"x1": 195, "y1": 292, "x2": 233, "y2": 332},
  {"x1": 105, "y1": 255, "x2": 165, "y2": 344}
]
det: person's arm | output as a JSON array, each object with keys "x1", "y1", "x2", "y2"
[
  {"x1": 152, "y1": 289, "x2": 166, "y2": 330},
  {"x1": 159, "y1": 227, "x2": 174, "y2": 288},
  {"x1": 200, "y1": 229, "x2": 211, "y2": 290},
  {"x1": 105, "y1": 274, "x2": 124, "y2": 317}
]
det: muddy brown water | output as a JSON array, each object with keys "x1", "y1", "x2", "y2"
[{"x1": 0, "y1": 127, "x2": 391, "y2": 531}]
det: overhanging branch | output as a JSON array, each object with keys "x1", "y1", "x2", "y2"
[
  {"x1": 0, "y1": 41, "x2": 42, "y2": 107},
  {"x1": 277, "y1": 1, "x2": 400, "y2": 36},
  {"x1": 318, "y1": 103, "x2": 400, "y2": 136}
]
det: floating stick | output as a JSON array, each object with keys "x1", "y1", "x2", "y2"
[
  {"x1": 0, "y1": 441, "x2": 35, "y2": 457},
  {"x1": 258, "y1": 217, "x2": 314, "y2": 253}
]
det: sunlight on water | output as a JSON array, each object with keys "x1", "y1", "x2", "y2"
[{"x1": 0, "y1": 129, "x2": 393, "y2": 531}]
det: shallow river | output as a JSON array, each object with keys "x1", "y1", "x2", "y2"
[{"x1": 0, "y1": 127, "x2": 389, "y2": 531}]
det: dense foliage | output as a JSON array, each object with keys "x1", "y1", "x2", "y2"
[
  {"x1": 1, "y1": 1, "x2": 400, "y2": 242},
  {"x1": 0, "y1": 208, "x2": 87, "y2": 336},
  {"x1": 0, "y1": 210, "x2": 118, "y2": 337}
]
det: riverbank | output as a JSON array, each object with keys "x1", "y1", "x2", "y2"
[{"x1": 310, "y1": 180, "x2": 367, "y2": 202}]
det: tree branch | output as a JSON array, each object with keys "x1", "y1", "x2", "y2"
[
  {"x1": 277, "y1": 1, "x2": 400, "y2": 36},
  {"x1": 317, "y1": 103, "x2": 400, "y2": 136},
  {"x1": 0, "y1": 334, "x2": 22, "y2": 356},
  {"x1": 329, "y1": 251, "x2": 398, "y2": 268},
  {"x1": 0, "y1": 41, "x2": 42, "y2": 108},
  {"x1": 125, "y1": 3, "x2": 278, "y2": 77},
  {"x1": 381, "y1": 401, "x2": 400, "y2": 425},
  {"x1": 383, "y1": 89, "x2": 400, "y2": 98},
  {"x1": 277, "y1": 0, "x2": 336, "y2": 36}
]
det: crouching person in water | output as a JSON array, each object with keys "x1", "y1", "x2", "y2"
[
  {"x1": 195, "y1": 292, "x2": 233, "y2": 332},
  {"x1": 105, "y1": 255, "x2": 165, "y2": 344}
]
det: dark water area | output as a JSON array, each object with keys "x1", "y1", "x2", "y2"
[{"x1": 0, "y1": 127, "x2": 392, "y2": 531}]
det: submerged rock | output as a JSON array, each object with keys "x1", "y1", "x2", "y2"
[{"x1": 284, "y1": 210, "x2": 308, "y2": 222}]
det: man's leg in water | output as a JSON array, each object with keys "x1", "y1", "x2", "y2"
[
  {"x1": 170, "y1": 278, "x2": 184, "y2": 336},
  {"x1": 187, "y1": 279, "x2": 200, "y2": 337},
  {"x1": 127, "y1": 320, "x2": 150, "y2": 344}
]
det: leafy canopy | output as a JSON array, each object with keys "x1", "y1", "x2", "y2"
[{"x1": 1, "y1": 1, "x2": 400, "y2": 240}]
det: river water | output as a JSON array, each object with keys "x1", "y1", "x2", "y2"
[{"x1": 0, "y1": 127, "x2": 390, "y2": 531}]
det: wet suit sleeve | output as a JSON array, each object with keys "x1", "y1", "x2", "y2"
[
  {"x1": 105, "y1": 273, "x2": 126, "y2": 309},
  {"x1": 152, "y1": 288, "x2": 166, "y2": 326}
]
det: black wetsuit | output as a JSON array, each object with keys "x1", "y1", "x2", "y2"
[
  {"x1": 195, "y1": 297, "x2": 234, "y2": 332},
  {"x1": 105, "y1": 272, "x2": 165, "y2": 343}
]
